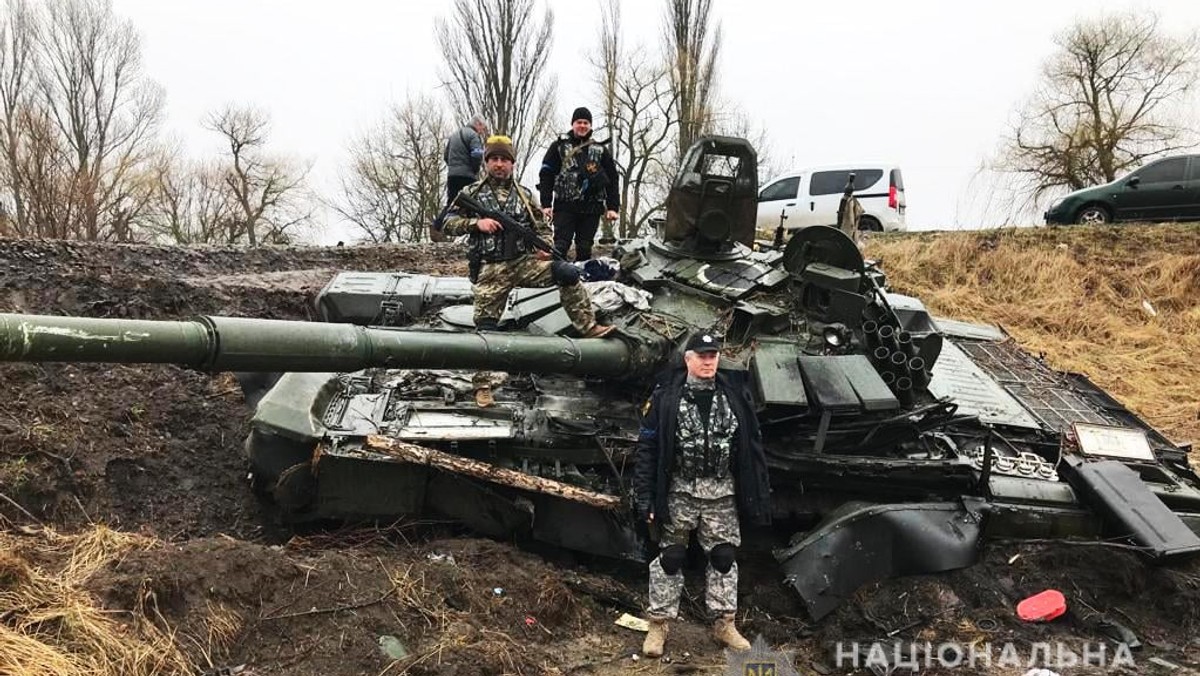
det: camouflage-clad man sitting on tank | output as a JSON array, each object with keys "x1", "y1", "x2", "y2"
[{"x1": 442, "y1": 135, "x2": 615, "y2": 340}]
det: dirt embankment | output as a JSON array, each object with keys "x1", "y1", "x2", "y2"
[{"x1": 1, "y1": 228, "x2": 1199, "y2": 676}]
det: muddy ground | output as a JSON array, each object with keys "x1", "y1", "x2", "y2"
[{"x1": 2, "y1": 235, "x2": 1199, "y2": 675}]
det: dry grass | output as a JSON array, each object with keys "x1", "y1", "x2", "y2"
[
  {"x1": 377, "y1": 561, "x2": 540, "y2": 676},
  {"x1": 0, "y1": 526, "x2": 194, "y2": 676},
  {"x1": 863, "y1": 223, "x2": 1200, "y2": 445}
]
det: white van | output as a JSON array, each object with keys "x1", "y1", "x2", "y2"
[{"x1": 756, "y1": 164, "x2": 906, "y2": 232}]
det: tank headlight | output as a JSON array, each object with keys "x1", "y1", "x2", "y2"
[{"x1": 822, "y1": 323, "x2": 850, "y2": 348}]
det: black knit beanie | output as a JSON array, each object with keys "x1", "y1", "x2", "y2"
[{"x1": 571, "y1": 107, "x2": 592, "y2": 123}]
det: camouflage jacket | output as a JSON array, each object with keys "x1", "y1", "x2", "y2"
[
  {"x1": 443, "y1": 177, "x2": 550, "y2": 263},
  {"x1": 670, "y1": 382, "x2": 738, "y2": 499},
  {"x1": 632, "y1": 368, "x2": 771, "y2": 527}
]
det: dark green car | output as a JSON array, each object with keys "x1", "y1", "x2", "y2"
[{"x1": 1044, "y1": 154, "x2": 1200, "y2": 225}]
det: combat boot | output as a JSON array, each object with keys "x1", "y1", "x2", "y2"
[
  {"x1": 712, "y1": 614, "x2": 751, "y2": 651},
  {"x1": 642, "y1": 618, "x2": 668, "y2": 658},
  {"x1": 581, "y1": 323, "x2": 615, "y2": 338}
]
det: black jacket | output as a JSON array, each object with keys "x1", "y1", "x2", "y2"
[
  {"x1": 537, "y1": 131, "x2": 620, "y2": 213},
  {"x1": 631, "y1": 369, "x2": 771, "y2": 527}
]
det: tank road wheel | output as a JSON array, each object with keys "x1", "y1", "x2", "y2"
[
  {"x1": 1075, "y1": 205, "x2": 1110, "y2": 225},
  {"x1": 857, "y1": 215, "x2": 882, "y2": 232}
]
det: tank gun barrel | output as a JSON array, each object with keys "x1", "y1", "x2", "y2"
[{"x1": 0, "y1": 313, "x2": 638, "y2": 376}]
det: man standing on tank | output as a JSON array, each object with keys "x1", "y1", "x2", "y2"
[
  {"x1": 445, "y1": 114, "x2": 489, "y2": 204},
  {"x1": 537, "y1": 106, "x2": 620, "y2": 261},
  {"x1": 632, "y1": 332, "x2": 771, "y2": 657}
]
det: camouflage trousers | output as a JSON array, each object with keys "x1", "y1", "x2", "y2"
[
  {"x1": 473, "y1": 256, "x2": 596, "y2": 332},
  {"x1": 647, "y1": 492, "x2": 741, "y2": 620}
]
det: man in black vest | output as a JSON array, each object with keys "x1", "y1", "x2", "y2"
[
  {"x1": 632, "y1": 332, "x2": 771, "y2": 657},
  {"x1": 538, "y1": 107, "x2": 620, "y2": 261}
]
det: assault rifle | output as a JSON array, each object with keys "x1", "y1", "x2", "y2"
[{"x1": 454, "y1": 192, "x2": 565, "y2": 262}]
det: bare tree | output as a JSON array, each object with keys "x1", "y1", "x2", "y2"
[
  {"x1": 144, "y1": 150, "x2": 239, "y2": 244},
  {"x1": 36, "y1": 0, "x2": 163, "y2": 240},
  {"x1": 335, "y1": 95, "x2": 449, "y2": 243},
  {"x1": 0, "y1": 0, "x2": 162, "y2": 240},
  {"x1": 4, "y1": 106, "x2": 73, "y2": 238},
  {"x1": 205, "y1": 105, "x2": 311, "y2": 246},
  {"x1": 998, "y1": 12, "x2": 1200, "y2": 203},
  {"x1": 593, "y1": 0, "x2": 621, "y2": 241},
  {"x1": 0, "y1": 0, "x2": 36, "y2": 235},
  {"x1": 598, "y1": 0, "x2": 757, "y2": 238},
  {"x1": 592, "y1": 0, "x2": 771, "y2": 238},
  {"x1": 663, "y1": 0, "x2": 721, "y2": 154},
  {"x1": 435, "y1": 0, "x2": 558, "y2": 170},
  {"x1": 595, "y1": 0, "x2": 619, "y2": 139},
  {"x1": 601, "y1": 48, "x2": 678, "y2": 238},
  {"x1": 337, "y1": 125, "x2": 407, "y2": 244}
]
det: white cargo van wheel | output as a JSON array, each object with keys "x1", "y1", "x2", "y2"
[{"x1": 857, "y1": 215, "x2": 882, "y2": 232}]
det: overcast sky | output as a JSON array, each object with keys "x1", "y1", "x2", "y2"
[{"x1": 110, "y1": 0, "x2": 1200, "y2": 244}]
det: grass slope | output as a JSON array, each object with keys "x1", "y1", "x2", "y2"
[{"x1": 864, "y1": 223, "x2": 1200, "y2": 446}]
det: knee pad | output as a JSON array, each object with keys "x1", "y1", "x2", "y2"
[
  {"x1": 550, "y1": 260, "x2": 581, "y2": 286},
  {"x1": 659, "y1": 545, "x2": 687, "y2": 575},
  {"x1": 708, "y1": 543, "x2": 737, "y2": 574}
]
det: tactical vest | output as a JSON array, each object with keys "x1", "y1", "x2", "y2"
[
  {"x1": 553, "y1": 138, "x2": 608, "y2": 206},
  {"x1": 673, "y1": 387, "x2": 739, "y2": 481},
  {"x1": 467, "y1": 180, "x2": 537, "y2": 263}
]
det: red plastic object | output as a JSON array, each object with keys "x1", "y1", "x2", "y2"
[{"x1": 1017, "y1": 589, "x2": 1067, "y2": 622}]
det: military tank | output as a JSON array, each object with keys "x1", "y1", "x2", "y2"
[{"x1": 3, "y1": 136, "x2": 1199, "y2": 621}]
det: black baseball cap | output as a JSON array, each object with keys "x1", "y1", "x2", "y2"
[{"x1": 685, "y1": 333, "x2": 722, "y2": 353}]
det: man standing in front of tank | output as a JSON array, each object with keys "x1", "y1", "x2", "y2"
[
  {"x1": 538, "y1": 106, "x2": 620, "y2": 261},
  {"x1": 441, "y1": 134, "x2": 614, "y2": 340},
  {"x1": 633, "y1": 333, "x2": 770, "y2": 657}
]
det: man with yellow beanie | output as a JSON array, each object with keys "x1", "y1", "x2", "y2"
[{"x1": 442, "y1": 135, "x2": 615, "y2": 339}]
